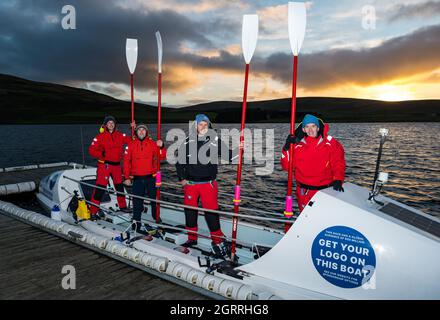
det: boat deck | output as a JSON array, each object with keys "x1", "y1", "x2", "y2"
[{"x1": 0, "y1": 213, "x2": 207, "y2": 300}]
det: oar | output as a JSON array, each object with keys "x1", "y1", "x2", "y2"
[
  {"x1": 126, "y1": 38, "x2": 138, "y2": 137},
  {"x1": 155, "y1": 31, "x2": 163, "y2": 223},
  {"x1": 284, "y1": 2, "x2": 306, "y2": 232},
  {"x1": 230, "y1": 14, "x2": 259, "y2": 261}
]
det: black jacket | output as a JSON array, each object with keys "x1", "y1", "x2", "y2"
[{"x1": 176, "y1": 134, "x2": 234, "y2": 182}]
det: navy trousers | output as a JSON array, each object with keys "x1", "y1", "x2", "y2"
[{"x1": 132, "y1": 175, "x2": 157, "y2": 222}]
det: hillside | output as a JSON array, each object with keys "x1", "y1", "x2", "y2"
[
  {"x1": 1, "y1": 74, "x2": 439, "y2": 123},
  {"x1": 0, "y1": 74, "x2": 169, "y2": 124}
]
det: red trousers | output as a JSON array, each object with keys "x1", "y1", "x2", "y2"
[
  {"x1": 90, "y1": 163, "x2": 127, "y2": 214},
  {"x1": 183, "y1": 181, "x2": 224, "y2": 244},
  {"x1": 295, "y1": 185, "x2": 318, "y2": 213}
]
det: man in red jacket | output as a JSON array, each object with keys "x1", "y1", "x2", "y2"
[
  {"x1": 88, "y1": 115, "x2": 132, "y2": 219},
  {"x1": 281, "y1": 114, "x2": 346, "y2": 213},
  {"x1": 123, "y1": 124, "x2": 166, "y2": 229}
]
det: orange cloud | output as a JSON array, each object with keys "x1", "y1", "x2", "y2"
[
  {"x1": 261, "y1": 24, "x2": 440, "y2": 96},
  {"x1": 162, "y1": 64, "x2": 202, "y2": 93},
  {"x1": 225, "y1": 44, "x2": 241, "y2": 55},
  {"x1": 179, "y1": 44, "x2": 241, "y2": 59},
  {"x1": 119, "y1": 0, "x2": 250, "y2": 14}
]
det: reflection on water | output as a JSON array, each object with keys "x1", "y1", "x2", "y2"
[{"x1": 0, "y1": 123, "x2": 439, "y2": 217}]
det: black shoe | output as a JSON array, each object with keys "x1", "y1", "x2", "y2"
[
  {"x1": 119, "y1": 207, "x2": 132, "y2": 213},
  {"x1": 97, "y1": 210, "x2": 106, "y2": 219},
  {"x1": 90, "y1": 210, "x2": 105, "y2": 221},
  {"x1": 211, "y1": 240, "x2": 231, "y2": 260},
  {"x1": 144, "y1": 223, "x2": 156, "y2": 234},
  {"x1": 181, "y1": 240, "x2": 198, "y2": 248}
]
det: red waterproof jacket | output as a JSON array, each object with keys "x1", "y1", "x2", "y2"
[
  {"x1": 123, "y1": 137, "x2": 167, "y2": 177},
  {"x1": 88, "y1": 128, "x2": 132, "y2": 163},
  {"x1": 281, "y1": 124, "x2": 345, "y2": 186}
]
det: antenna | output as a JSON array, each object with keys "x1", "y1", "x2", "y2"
[{"x1": 369, "y1": 128, "x2": 389, "y2": 205}]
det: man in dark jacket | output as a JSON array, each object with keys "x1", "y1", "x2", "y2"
[{"x1": 176, "y1": 114, "x2": 234, "y2": 259}]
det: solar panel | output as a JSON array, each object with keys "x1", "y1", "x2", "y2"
[{"x1": 379, "y1": 202, "x2": 440, "y2": 238}]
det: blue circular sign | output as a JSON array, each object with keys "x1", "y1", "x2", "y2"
[{"x1": 311, "y1": 226, "x2": 376, "y2": 289}]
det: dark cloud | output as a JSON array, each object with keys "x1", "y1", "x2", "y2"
[
  {"x1": 162, "y1": 23, "x2": 440, "y2": 91},
  {"x1": 387, "y1": 1, "x2": 440, "y2": 23},
  {"x1": 182, "y1": 50, "x2": 244, "y2": 71},
  {"x1": 1, "y1": 1, "x2": 438, "y2": 98},
  {"x1": 0, "y1": 0, "x2": 223, "y2": 91},
  {"x1": 258, "y1": 23, "x2": 440, "y2": 90}
]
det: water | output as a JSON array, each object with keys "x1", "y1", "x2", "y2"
[{"x1": 0, "y1": 123, "x2": 439, "y2": 217}]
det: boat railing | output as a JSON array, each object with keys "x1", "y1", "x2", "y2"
[
  {"x1": 74, "y1": 173, "x2": 286, "y2": 217},
  {"x1": 72, "y1": 167, "x2": 286, "y2": 207},
  {"x1": 159, "y1": 190, "x2": 285, "y2": 217},
  {"x1": 161, "y1": 181, "x2": 286, "y2": 206},
  {"x1": 62, "y1": 176, "x2": 295, "y2": 225},
  {"x1": 60, "y1": 185, "x2": 281, "y2": 249}
]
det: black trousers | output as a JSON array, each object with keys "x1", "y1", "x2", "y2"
[
  {"x1": 184, "y1": 208, "x2": 221, "y2": 232},
  {"x1": 132, "y1": 176, "x2": 157, "y2": 222}
]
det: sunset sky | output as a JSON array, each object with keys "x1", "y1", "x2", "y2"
[{"x1": 0, "y1": 0, "x2": 439, "y2": 106}]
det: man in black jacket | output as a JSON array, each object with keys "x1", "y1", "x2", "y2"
[{"x1": 176, "y1": 114, "x2": 234, "y2": 259}]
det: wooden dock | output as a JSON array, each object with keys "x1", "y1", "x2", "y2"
[
  {"x1": 0, "y1": 213, "x2": 208, "y2": 300},
  {"x1": 0, "y1": 162, "x2": 77, "y2": 185},
  {"x1": 0, "y1": 163, "x2": 78, "y2": 196}
]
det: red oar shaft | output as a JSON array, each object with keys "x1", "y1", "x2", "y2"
[
  {"x1": 231, "y1": 63, "x2": 250, "y2": 260},
  {"x1": 156, "y1": 72, "x2": 162, "y2": 223},
  {"x1": 285, "y1": 55, "x2": 298, "y2": 233},
  {"x1": 157, "y1": 73, "x2": 162, "y2": 140},
  {"x1": 130, "y1": 73, "x2": 135, "y2": 137}
]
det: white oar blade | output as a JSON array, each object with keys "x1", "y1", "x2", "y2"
[
  {"x1": 126, "y1": 38, "x2": 138, "y2": 74},
  {"x1": 242, "y1": 14, "x2": 259, "y2": 64},
  {"x1": 288, "y1": 2, "x2": 307, "y2": 56},
  {"x1": 155, "y1": 31, "x2": 163, "y2": 74}
]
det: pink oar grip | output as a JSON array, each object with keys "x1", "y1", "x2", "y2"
[
  {"x1": 284, "y1": 196, "x2": 293, "y2": 217},
  {"x1": 155, "y1": 171, "x2": 162, "y2": 187},
  {"x1": 233, "y1": 185, "x2": 241, "y2": 206}
]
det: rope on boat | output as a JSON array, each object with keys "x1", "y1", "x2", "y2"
[{"x1": 62, "y1": 176, "x2": 296, "y2": 224}]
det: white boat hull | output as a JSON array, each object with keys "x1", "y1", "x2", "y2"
[{"x1": 29, "y1": 166, "x2": 440, "y2": 300}]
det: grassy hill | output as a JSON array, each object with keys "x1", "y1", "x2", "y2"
[
  {"x1": 0, "y1": 74, "x2": 169, "y2": 124},
  {"x1": 1, "y1": 74, "x2": 439, "y2": 123},
  {"x1": 182, "y1": 97, "x2": 440, "y2": 123}
]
